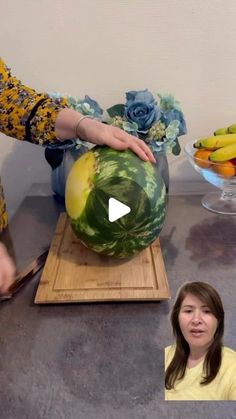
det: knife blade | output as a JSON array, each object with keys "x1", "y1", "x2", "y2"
[{"x1": 0, "y1": 249, "x2": 49, "y2": 301}]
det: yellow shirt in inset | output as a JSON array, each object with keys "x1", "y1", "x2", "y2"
[{"x1": 165, "y1": 345, "x2": 236, "y2": 400}]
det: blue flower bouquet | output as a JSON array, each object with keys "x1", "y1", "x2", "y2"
[
  {"x1": 106, "y1": 89, "x2": 187, "y2": 156},
  {"x1": 46, "y1": 89, "x2": 187, "y2": 200}
]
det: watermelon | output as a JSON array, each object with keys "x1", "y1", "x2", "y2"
[{"x1": 65, "y1": 146, "x2": 167, "y2": 258}]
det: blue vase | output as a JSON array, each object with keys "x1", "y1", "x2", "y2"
[
  {"x1": 44, "y1": 140, "x2": 90, "y2": 202},
  {"x1": 152, "y1": 148, "x2": 169, "y2": 194}
]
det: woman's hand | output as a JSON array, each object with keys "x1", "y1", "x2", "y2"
[
  {"x1": 55, "y1": 109, "x2": 156, "y2": 163},
  {"x1": 0, "y1": 243, "x2": 16, "y2": 294},
  {"x1": 77, "y1": 117, "x2": 156, "y2": 163}
]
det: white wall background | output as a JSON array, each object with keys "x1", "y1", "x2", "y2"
[{"x1": 1, "y1": 0, "x2": 236, "y2": 216}]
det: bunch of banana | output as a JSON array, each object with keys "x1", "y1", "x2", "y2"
[
  {"x1": 194, "y1": 134, "x2": 236, "y2": 162},
  {"x1": 193, "y1": 131, "x2": 236, "y2": 178}
]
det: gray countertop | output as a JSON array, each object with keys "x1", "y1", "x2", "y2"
[{"x1": 0, "y1": 187, "x2": 235, "y2": 419}]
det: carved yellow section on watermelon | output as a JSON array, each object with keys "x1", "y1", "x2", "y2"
[{"x1": 66, "y1": 151, "x2": 96, "y2": 219}]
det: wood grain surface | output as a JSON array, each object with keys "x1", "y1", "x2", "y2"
[{"x1": 35, "y1": 213, "x2": 170, "y2": 304}]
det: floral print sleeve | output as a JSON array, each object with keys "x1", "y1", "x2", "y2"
[
  {"x1": 0, "y1": 57, "x2": 69, "y2": 232},
  {"x1": 0, "y1": 57, "x2": 68, "y2": 144}
]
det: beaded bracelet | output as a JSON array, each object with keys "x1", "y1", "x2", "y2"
[{"x1": 75, "y1": 115, "x2": 93, "y2": 138}]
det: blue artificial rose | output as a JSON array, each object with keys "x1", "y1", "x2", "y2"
[
  {"x1": 161, "y1": 109, "x2": 187, "y2": 136},
  {"x1": 125, "y1": 89, "x2": 160, "y2": 132}
]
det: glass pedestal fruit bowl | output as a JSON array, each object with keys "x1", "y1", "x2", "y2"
[{"x1": 185, "y1": 140, "x2": 236, "y2": 215}]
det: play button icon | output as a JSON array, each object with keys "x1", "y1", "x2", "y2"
[{"x1": 108, "y1": 197, "x2": 131, "y2": 222}]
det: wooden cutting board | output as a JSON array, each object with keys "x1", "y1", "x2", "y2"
[{"x1": 35, "y1": 213, "x2": 170, "y2": 304}]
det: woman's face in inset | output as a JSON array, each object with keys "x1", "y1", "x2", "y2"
[{"x1": 178, "y1": 293, "x2": 218, "y2": 350}]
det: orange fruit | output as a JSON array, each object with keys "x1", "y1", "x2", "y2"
[
  {"x1": 213, "y1": 161, "x2": 235, "y2": 178},
  {"x1": 194, "y1": 149, "x2": 213, "y2": 168}
]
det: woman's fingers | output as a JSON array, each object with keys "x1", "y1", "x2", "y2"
[
  {"x1": 0, "y1": 243, "x2": 15, "y2": 294},
  {"x1": 127, "y1": 140, "x2": 150, "y2": 162},
  {"x1": 128, "y1": 136, "x2": 156, "y2": 163},
  {"x1": 102, "y1": 126, "x2": 156, "y2": 163},
  {"x1": 79, "y1": 119, "x2": 156, "y2": 163},
  {"x1": 115, "y1": 129, "x2": 156, "y2": 163},
  {"x1": 102, "y1": 136, "x2": 129, "y2": 151},
  {"x1": 0, "y1": 272, "x2": 12, "y2": 294}
]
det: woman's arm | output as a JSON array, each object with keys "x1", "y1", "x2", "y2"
[
  {"x1": 0, "y1": 57, "x2": 68, "y2": 144},
  {"x1": 55, "y1": 108, "x2": 156, "y2": 162},
  {"x1": 0, "y1": 58, "x2": 155, "y2": 162}
]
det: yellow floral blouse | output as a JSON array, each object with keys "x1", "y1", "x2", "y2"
[{"x1": 0, "y1": 57, "x2": 68, "y2": 233}]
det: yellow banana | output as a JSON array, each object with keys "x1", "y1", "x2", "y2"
[
  {"x1": 194, "y1": 134, "x2": 236, "y2": 150},
  {"x1": 210, "y1": 142, "x2": 236, "y2": 162}
]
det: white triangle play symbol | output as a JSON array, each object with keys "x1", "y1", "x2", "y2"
[{"x1": 108, "y1": 197, "x2": 131, "y2": 222}]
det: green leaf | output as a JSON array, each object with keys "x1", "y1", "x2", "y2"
[
  {"x1": 122, "y1": 121, "x2": 138, "y2": 132},
  {"x1": 107, "y1": 104, "x2": 125, "y2": 118},
  {"x1": 172, "y1": 138, "x2": 181, "y2": 156}
]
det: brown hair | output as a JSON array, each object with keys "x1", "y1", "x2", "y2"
[{"x1": 165, "y1": 282, "x2": 224, "y2": 390}]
